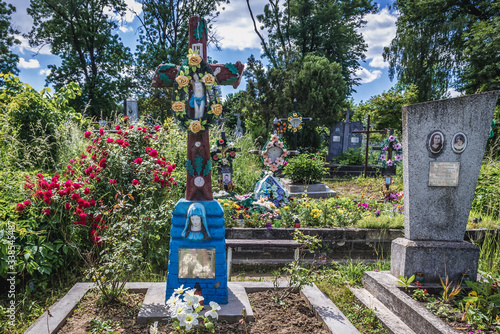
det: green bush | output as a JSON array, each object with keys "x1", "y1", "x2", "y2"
[
  {"x1": 472, "y1": 161, "x2": 500, "y2": 219},
  {"x1": 284, "y1": 153, "x2": 326, "y2": 183},
  {"x1": 333, "y1": 147, "x2": 364, "y2": 165}
]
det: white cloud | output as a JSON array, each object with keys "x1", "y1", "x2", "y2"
[
  {"x1": 215, "y1": 1, "x2": 268, "y2": 51},
  {"x1": 105, "y1": 0, "x2": 142, "y2": 23},
  {"x1": 18, "y1": 58, "x2": 40, "y2": 69},
  {"x1": 14, "y1": 35, "x2": 52, "y2": 55},
  {"x1": 39, "y1": 69, "x2": 51, "y2": 76},
  {"x1": 119, "y1": 26, "x2": 133, "y2": 33},
  {"x1": 354, "y1": 67, "x2": 382, "y2": 83},
  {"x1": 359, "y1": 7, "x2": 398, "y2": 69}
]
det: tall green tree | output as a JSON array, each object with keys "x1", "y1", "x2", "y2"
[
  {"x1": 247, "y1": 0, "x2": 375, "y2": 92},
  {"x1": 133, "y1": 0, "x2": 229, "y2": 93},
  {"x1": 27, "y1": 0, "x2": 134, "y2": 116},
  {"x1": 0, "y1": 0, "x2": 19, "y2": 79},
  {"x1": 459, "y1": 1, "x2": 500, "y2": 94},
  {"x1": 356, "y1": 84, "x2": 419, "y2": 132},
  {"x1": 383, "y1": 0, "x2": 499, "y2": 102}
]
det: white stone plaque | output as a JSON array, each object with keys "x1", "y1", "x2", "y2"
[
  {"x1": 193, "y1": 176, "x2": 205, "y2": 187},
  {"x1": 267, "y1": 147, "x2": 283, "y2": 163},
  {"x1": 179, "y1": 248, "x2": 215, "y2": 279},
  {"x1": 428, "y1": 162, "x2": 460, "y2": 187},
  {"x1": 351, "y1": 137, "x2": 359, "y2": 144},
  {"x1": 332, "y1": 136, "x2": 341, "y2": 142}
]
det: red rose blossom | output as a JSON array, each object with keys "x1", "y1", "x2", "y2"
[
  {"x1": 84, "y1": 131, "x2": 91, "y2": 138},
  {"x1": 65, "y1": 203, "x2": 71, "y2": 210},
  {"x1": 134, "y1": 157, "x2": 143, "y2": 164},
  {"x1": 149, "y1": 149, "x2": 158, "y2": 158},
  {"x1": 99, "y1": 128, "x2": 104, "y2": 136},
  {"x1": 109, "y1": 179, "x2": 117, "y2": 184},
  {"x1": 132, "y1": 179, "x2": 140, "y2": 185}
]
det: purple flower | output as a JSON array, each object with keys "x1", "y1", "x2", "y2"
[
  {"x1": 382, "y1": 146, "x2": 387, "y2": 151},
  {"x1": 389, "y1": 135, "x2": 396, "y2": 142},
  {"x1": 394, "y1": 143, "x2": 402, "y2": 151},
  {"x1": 387, "y1": 159, "x2": 393, "y2": 166},
  {"x1": 395, "y1": 154, "x2": 402, "y2": 162},
  {"x1": 380, "y1": 154, "x2": 386, "y2": 160}
]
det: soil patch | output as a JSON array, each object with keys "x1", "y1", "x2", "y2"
[
  {"x1": 57, "y1": 289, "x2": 147, "y2": 334},
  {"x1": 58, "y1": 288, "x2": 328, "y2": 334}
]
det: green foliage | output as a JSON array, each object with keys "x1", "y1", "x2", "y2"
[
  {"x1": 284, "y1": 153, "x2": 326, "y2": 183},
  {"x1": 334, "y1": 147, "x2": 364, "y2": 166},
  {"x1": 27, "y1": 0, "x2": 134, "y2": 116},
  {"x1": 251, "y1": 0, "x2": 376, "y2": 91},
  {"x1": 472, "y1": 161, "x2": 500, "y2": 220},
  {"x1": 0, "y1": 74, "x2": 82, "y2": 169},
  {"x1": 384, "y1": 0, "x2": 499, "y2": 102},
  {"x1": 461, "y1": 277, "x2": 500, "y2": 329},
  {"x1": 439, "y1": 275, "x2": 462, "y2": 303},
  {"x1": 397, "y1": 274, "x2": 415, "y2": 291},
  {"x1": 0, "y1": 1, "x2": 19, "y2": 78},
  {"x1": 356, "y1": 84, "x2": 419, "y2": 131}
]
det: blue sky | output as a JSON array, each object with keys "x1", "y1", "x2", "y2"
[{"x1": 6, "y1": 0, "x2": 404, "y2": 104}]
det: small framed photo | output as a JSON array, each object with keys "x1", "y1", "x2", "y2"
[
  {"x1": 452, "y1": 132, "x2": 467, "y2": 154},
  {"x1": 222, "y1": 173, "x2": 231, "y2": 184},
  {"x1": 428, "y1": 130, "x2": 445, "y2": 154}
]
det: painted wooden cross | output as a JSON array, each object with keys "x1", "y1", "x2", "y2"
[
  {"x1": 152, "y1": 17, "x2": 244, "y2": 201},
  {"x1": 352, "y1": 115, "x2": 387, "y2": 178}
]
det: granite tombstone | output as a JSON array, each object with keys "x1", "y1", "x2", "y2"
[{"x1": 391, "y1": 91, "x2": 499, "y2": 283}]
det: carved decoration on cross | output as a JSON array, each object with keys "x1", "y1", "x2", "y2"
[{"x1": 152, "y1": 16, "x2": 245, "y2": 201}]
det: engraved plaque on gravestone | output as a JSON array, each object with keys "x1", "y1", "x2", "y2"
[
  {"x1": 178, "y1": 248, "x2": 215, "y2": 279},
  {"x1": 428, "y1": 162, "x2": 460, "y2": 187},
  {"x1": 347, "y1": 122, "x2": 364, "y2": 151},
  {"x1": 327, "y1": 122, "x2": 344, "y2": 161}
]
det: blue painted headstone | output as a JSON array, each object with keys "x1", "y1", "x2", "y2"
[
  {"x1": 254, "y1": 174, "x2": 288, "y2": 207},
  {"x1": 166, "y1": 199, "x2": 228, "y2": 304}
]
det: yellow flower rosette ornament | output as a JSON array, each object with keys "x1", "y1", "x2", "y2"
[{"x1": 171, "y1": 48, "x2": 223, "y2": 133}]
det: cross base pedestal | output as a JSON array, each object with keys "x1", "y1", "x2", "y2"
[{"x1": 390, "y1": 238, "x2": 479, "y2": 283}]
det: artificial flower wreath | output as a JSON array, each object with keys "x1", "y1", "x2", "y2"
[
  {"x1": 171, "y1": 49, "x2": 223, "y2": 134},
  {"x1": 211, "y1": 137, "x2": 237, "y2": 166},
  {"x1": 379, "y1": 134, "x2": 403, "y2": 168},
  {"x1": 261, "y1": 134, "x2": 288, "y2": 172}
]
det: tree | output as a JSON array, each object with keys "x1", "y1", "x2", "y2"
[
  {"x1": 247, "y1": 0, "x2": 376, "y2": 92},
  {"x1": 27, "y1": 0, "x2": 134, "y2": 116},
  {"x1": 133, "y1": 0, "x2": 229, "y2": 93},
  {"x1": 0, "y1": 0, "x2": 19, "y2": 79},
  {"x1": 459, "y1": 1, "x2": 500, "y2": 94},
  {"x1": 383, "y1": 0, "x2": 499, "y2": 102},
  {"x1": 356, "y1": 84, "x2": 419, "y2": 132}
]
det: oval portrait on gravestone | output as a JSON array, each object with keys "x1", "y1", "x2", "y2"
[
  {"x1": 452, "y1": 132, "x2": 467, "y2": 154},
  {"x1": 428, "y1": 130, "x2": 445, "y2": 154},
  {"x1": 267, "y1": 146, "x2": 284, "y2": 163}
]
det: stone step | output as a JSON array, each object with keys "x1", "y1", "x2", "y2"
[{"x1": 351, "y1": 287, "x2": 416, "y2": 334}]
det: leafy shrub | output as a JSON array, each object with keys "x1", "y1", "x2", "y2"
[
  {"x1": 284, "y1": 154, "x2": 326, "y2": 184},
  {"x1": 472, "y1": 161, "x2": 500, "y2": 219},
  {"x1": 7, "y1": 122, "x2": 179, "y2": 285},
  {"x1": 334, "y1": 147, "x2": 364, "y2": 165},
  {"x1": 0, "y1": 73, "x2": 81, "y2": 169}
]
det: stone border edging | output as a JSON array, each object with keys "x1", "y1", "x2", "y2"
[
  {"x1": 24, "y1": 281, "x2": 359, "y2": 334},
  {"x1": 362, "y1": 271, "x2": 460, "y2": 334}
]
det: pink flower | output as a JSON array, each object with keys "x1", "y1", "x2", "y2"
[
  {"x1": 387, "y1": 160, "x2": 393, "y2": 167},
  {"x1": 44, "y1": 197, "x2": 51, "y2": 205},
  {"x1": 81, "y1": 154, "x2": 87, "y2": 159},
  {"x1": 154, "y1": 126, "x2": 161, "y2": 131},
  {"x1": 73, "y1": 183, "x2": 81, "y2": 189},
  {"x1": 394, "y1": 143, "x2": 402, "y2": 151},
  {"x1": 65, "y1": 203, "x2": 71, "y2": 210},
  {"x1": 79, "y1": 212, "x2": 87, "y2": 220},
  {"x1": 132, "y1": 179, "x2": 140, "y2": 186},
  {"x1": 134, "y1": 158, "x2": 143, "y2": 165},
  {"x1": 84, "y1": 131, "x2": 91, "y2": 138},
  {"x1": 23, "y1": 200, "x2": 31, "y2": 206},
  {"x1": 109, "y1": 179, "x2": 117, "y2": 184},
  {"x1": 389, "y1": 135, "x2": 395, "y2": 142},
  {"x1": 83, "y1": 188, "x2": 90, "y2": 195},
  {"x1": 99, "y1": 128, "x2": 104, "y2": 136},
  {"x1": 116, "y1": 124, "x2": 120, "y2": 130},
  {"x1": 154, "y1": 176, "x2": 160, "y2": 182},
  {"x1": 43, "y1": 208, "x2": 51, "y2": 216},
  {"x1": 380, "y1": 154, "x2": 386, "y2": 160},
  {"x1": 149, "y1": 149, "x2": 158, "y2": 158},
  {"x1": 106, "y1": 137, "x2": 114, "y2": 143},
  {"x1": 90, "y1": 173, "x2": 95, "y2": 179},
  {"x1": 146, "y1": 147, "x2": 152, "y2": 153},
  {"x1": 395, "y1": 154, "x2": 402, "y2": 162},
  {"x1": 71, "y1": 193, "x2": 80, "y2": 201},
  {"x1": 99, "y1": 158, "x2": 106, "y2": 168},
  {"x1": 16, "y1": 203, "x2": 25, "y2": 212}
]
